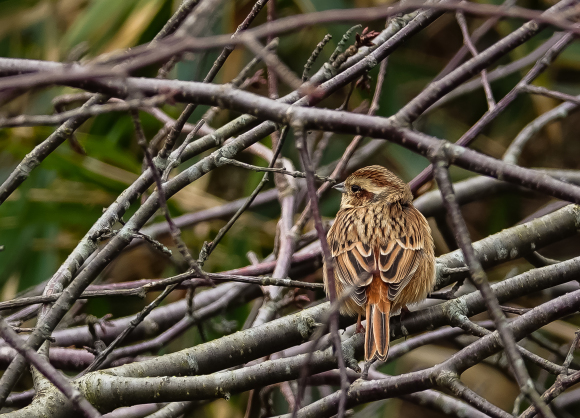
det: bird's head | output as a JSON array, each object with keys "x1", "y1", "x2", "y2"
[{"x1": 333, "y1": 165, "x2": 413, "y2": 209}]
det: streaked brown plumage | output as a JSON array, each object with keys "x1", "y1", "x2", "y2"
[{"x1": 324, "y1": 165, "x2": 435, "y2": 362}]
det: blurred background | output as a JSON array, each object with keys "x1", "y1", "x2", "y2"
[{"x1": 1, "y1": 0, "x2": 580, "y2": 416}]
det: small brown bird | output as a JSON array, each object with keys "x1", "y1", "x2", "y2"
[{"x1": 325, "y1": 165, "x2": 435, "y2": 362}]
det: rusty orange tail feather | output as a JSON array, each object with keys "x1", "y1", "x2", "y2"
[{"x1": 364, "y1": 275, "x2": 391, "y2": 362}]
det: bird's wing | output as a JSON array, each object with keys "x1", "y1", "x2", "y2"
[
  {"x1": 333, "y1": 242, "x2": 374, "y2": 306},
  {"x1": 378, "y1": 208, "x2": 426, "y2": 301},
  {"x1": 328, "y1": 213, "x2": 375, "y2": 307}
]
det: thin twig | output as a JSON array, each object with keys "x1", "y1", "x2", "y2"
[
  {"x1": 523, "y1": 84, "x2": 580, "y2": 105},
  {"x1": 295, "y1": 122, "x2": 349, "y2": 418},
  {"x1": 75, "y1": 111, "x2": 211, "y2": 375},
  {"x1": 456, "y1": 9, "x2": 495, "y2": 110},
  {"x1": 198, "y1": 126, "x2": 290, "y2": 264},
  {"x1": 131, "y1": 110, "x2": 206, "y2": 277},
  {"x1": 409, "y1": 31, "x2": 575, "y2": 194},
  {"x1": 162, "y1": 119, "x2": 206, "y2": 181},
  {"x1": 218, "y1": 157, "x2": 335, "y2": 183},
  {"x1": 78, "y1": 283, "x2": 181, "y2": 376},
  {"x1": 303, "y1": 34, "x2": 333, "y2": 81},
  {"x1": 295, "y1": 55, "x2": 388, "y2": 230},
  {"x1": 151, "y1": 0, "x2": 201, "y2": 42},
  {"x1": 0, "y1": 319, "x2": 101, "y2": 418},
  {"x1": 0, "y1": 95, "x2": 171, "y2": 128},
  {"x1": 503, "y1": 94, "x2": 579, "y2": 165},
  {"x1": 244, "y1": 35, "x2": 304, "y2": 91},
  {"x1": 435, "y1": 0, "x2": 517, "y2": 80},
  {"x1": 430, "y1": 143, "x2": 556, "y2": 418},
  {"x1": 156, "y1": 0, "x2": 269, "y2": 159},
  {"x1": 519, "y1": 330, "x2": 580, "y2": 418},
  {"x1": 0, "y1": 272, "x2": 322, "y2": 312}
]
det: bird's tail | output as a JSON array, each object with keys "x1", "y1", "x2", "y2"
[{"x1": 364, "y1": 281, "x2": 391, "y2": 362}]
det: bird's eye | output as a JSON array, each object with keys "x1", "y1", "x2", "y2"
[{"x1": 351, "y1": 185, "x2": 362, "y2": 193}]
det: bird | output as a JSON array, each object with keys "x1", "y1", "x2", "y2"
[{"x1": 324, "y1": 165, "x2": 435, "y2": 364}]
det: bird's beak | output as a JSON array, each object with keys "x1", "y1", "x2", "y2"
[{"x1": 333, "y1": 182, "x2": 346, "y2": 194}]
